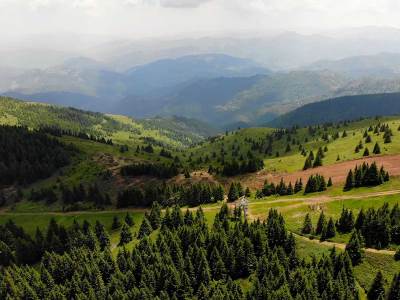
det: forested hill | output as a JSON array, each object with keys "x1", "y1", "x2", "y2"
[
  {"x1": 0, "y1": 96, "x2": 218, "y2": 147},
  {"x1": 0, "y1": 126, "x2": 75, "y2": 188},
  {"x1": 268, "y1": 92, "x2": 400, "y2": 127}
]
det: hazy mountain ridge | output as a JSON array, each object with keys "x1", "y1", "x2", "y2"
[
  {"x1": 305, "y1": 52, "x2": 400, "y2": 78},
  {"x1": 268, "y1": 92, "x2": 400, "y2": 127},
  {"x1": 5, "y1": 31, "x2": 400, "y2": 128},
  {"x1": 1, "y1": 53, "x2": 268, "y2": 113}
]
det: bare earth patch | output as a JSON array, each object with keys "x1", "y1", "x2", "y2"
[{"x1": 238, "y1": 154, "x2": 400, "y2": 190}]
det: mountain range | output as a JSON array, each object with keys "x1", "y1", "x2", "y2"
[{"x1": 6, "y1": 53, "x2": 400, "y2": 129}]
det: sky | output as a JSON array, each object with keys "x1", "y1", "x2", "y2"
[{"x1": 1, "y1": 0, "x2": 400, "y2": 41}]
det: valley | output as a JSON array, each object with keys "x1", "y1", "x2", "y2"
[
  {"x1": 5, "y1": 17, "x2": 400, "y2": 298},
  {"x1": 2, "y1": 93, "x2": 400, "y2": 297}
]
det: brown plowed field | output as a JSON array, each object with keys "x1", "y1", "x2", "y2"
[{"x1": 239, "y1": 154, "x2": 400, "y2": 190}]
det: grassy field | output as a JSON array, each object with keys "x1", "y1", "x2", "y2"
[
  {"x1": 247, "y1": 187, "x2": 400, "y2": 243},
  {"x1": 191, "y1": 116, "x2": 400, "y2": 174}
]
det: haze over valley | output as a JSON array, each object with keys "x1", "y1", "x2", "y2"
[{"x1": 4, "y1": 1, "x2": 400, "y2": 299}]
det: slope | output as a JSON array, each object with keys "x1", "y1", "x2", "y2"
[
  {"x1": 0, "y1": 96, "x2": 218, "y2": 148},
  {"x1": 269, "y1": 92, "x2": 400, "y2": 127}
]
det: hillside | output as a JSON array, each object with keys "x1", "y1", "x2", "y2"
[
  {"x1": 3, "y1": 98, "x2": 400, "y2": 297},
  {"x1": 7, "y1": 52, "x2": 400, "y2": 129},
  {"x1": 117, "y1": 70, "x2": 349, "y2": 127},
  {"x1": 124, "y1": 53, "x2": 269, "y2": 94},
  {"x1": 0, "y1": 96, "x2": 218, "y2": 148},
  {"x1": 269, "y1": 92, "x2": 400, "y2": 127}
]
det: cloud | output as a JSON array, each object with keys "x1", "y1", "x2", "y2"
[
  {"x1": 159, "y1": 0, "x2": 212, "y2": 8},
  {"x1": 124, "y1": 0, "x2": 213, "y2": 8},
  {"x1": 2, "y1": 0, "x2": 400, "y2": 41}
]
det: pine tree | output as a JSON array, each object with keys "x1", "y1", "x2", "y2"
[
  {"x1": 336, "y1": 208, "x2": 355, "y2": 233},
  {"x1": 287, "y1": 182, "x2": 294, "y2": 195},
  {"x1": 355, "y1": 208, "x2": 365, "y2": 230},
  {"x1": 367, "y1": 271, "x2": 385, "y2": 300},
  {"x1": 138, "y1": 217, "x2": 153, "y2": 239},
  {"x1": 119, "y1": 223, "x2": 132, "y2": 246},
  {"x1": 313, "y1": 152, "x2": 323, "y2": 168},
  {"x1": 245, "y1": 187, "x2": 251, "y2": 197},
  {"x1": 125, "y1": 213, "x2": 134, "y2": 227},
  {"x1": 0, "y1": 240, "x2": 14, "y2": 266},
  {"x1": 344, "y1": 170, "x2": 354, "y2": 191},
  {"x1": 302, "y1": 213, "x2": 313, "y2": 234},
  {"x1": 363, "y1": 147, "x2": 370, "y2": 156},
  {"x1": 388, "y1": 273, "x2": 400, "y2": 300},
  {"x1": 385, "y1": 133, "x2": 392, "y2": 144},
  {"x1": 321, "y1": 218, "x2": 335, "y2": 241},
  {"x1": 345, "y1": 231, "x2": 364, "y2": 266},
  {"x1": 303, "y1": 156, "x2": 313, "y2": 170},
  {"x1": 326, "y1": 218, "x2": 336, "y2": 238},
  {"x1": 316, "y1": 211, "x2": 327, "y2": 235},
  {"x1": 373, "y1": 142, "x2": 381, "y2": 154},
  {"x1": 228, "y1": 183, "x2": 239, "y2": 202},
  {"x1": 148, "y1": 202, "x2": 161, "y2": 229},
  {"x1": 327, "y1": 177, "x2": 333, "y2": 187},
  {"x1": 111, "y1": 216, "x2": 121, "y2": 230}
]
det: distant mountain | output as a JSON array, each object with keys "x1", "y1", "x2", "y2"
[
  {"x1": 116, "y1": 70, "x2": 348, "y2": 127},
  {"x1": 118, "y1": 75, "x2": 263, "y2": 119},
  {"x1": 305, "y1": 53, "x2": 400, "y2": 78},
  {"x1": 93, "y1": 28, "x2": 400, "y2": 71},
  {"x1": 268, "y1": 92, "x2": 400, "y2": 127},
  {"x1": 124, "y1": 53, "x2": 269, "y2": 95},
  {"x1": 2, "y1": 53, "x2": 268, "y2": 113},
  {"x1": 3, "y1": 57, "x2": 126, "y2": 109}
]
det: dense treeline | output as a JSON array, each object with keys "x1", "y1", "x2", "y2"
[
  {"x1": 344, "y1": 162, "x2": 389, "y2": 191},
  {"x1": 121, "y1": 162, "x2": 180, "y2": 179},
  {"x1": 0, "y1": 126, "x2": 76, "y2": 185},
  {"x1": 61, "y1": 184, "x2": 112, "y2": 209},
  {"x1": 39, "y1": 125, "x2": 113, "y2": 145},
  {"x1": 117, "y1": 182, "x2": 224, "y2": 208},
  {"x1": 304, "y1": 203, "x2": 400, "y2": 249},
  {"x1": 221, "y1": 157, "x2": 264, "y2": 176},
  {"x1": 305, "y1": 174, "x2": 330, "y2": 194},
  {"x1": 29, "y1": 184, "x2": 112, "y2": 210},
  {"x1": 0, "y1": 218, "x2": 111, "y2": 266},
  {"x1": 256, "y1": 178, "x2": 303, "y2": 198},
  {"x1": 0, "y1": 206, "x2": 360, "y2": 299}
]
